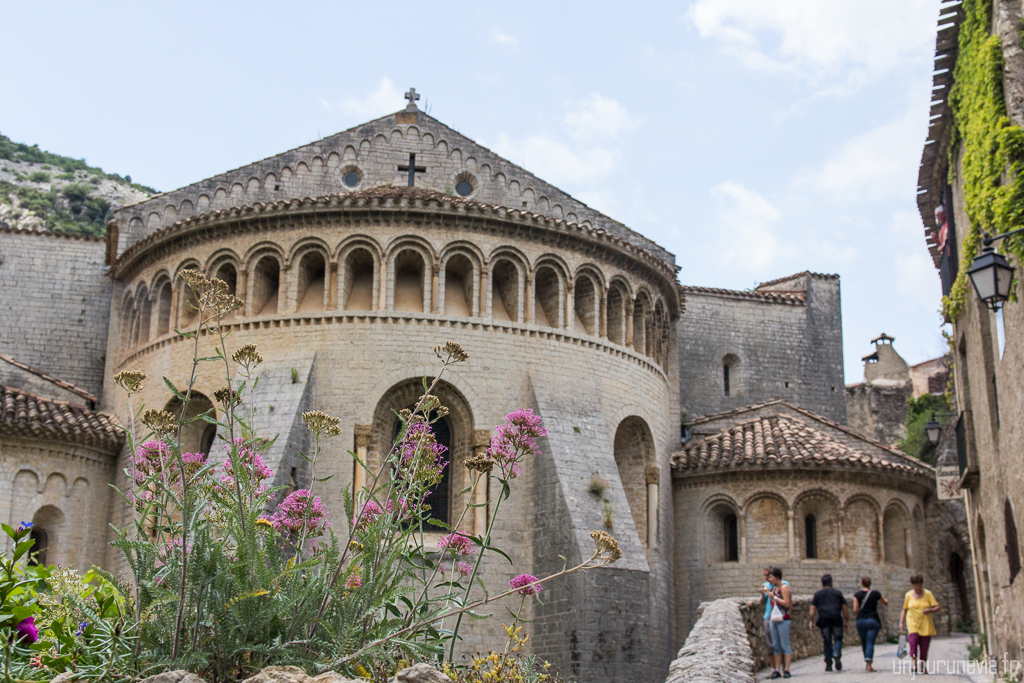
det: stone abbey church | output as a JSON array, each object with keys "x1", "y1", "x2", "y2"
[{"x1": 0, "y1": 95, "x2": 962, "y2": 682}]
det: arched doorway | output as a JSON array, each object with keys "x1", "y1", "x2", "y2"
[{"x1": 613, "y1": 416, "x2": 654, "y2": 547}]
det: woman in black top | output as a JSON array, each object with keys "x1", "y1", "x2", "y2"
[{"x1": 853, "y1": 576, "x2": 889, "y2": 672}]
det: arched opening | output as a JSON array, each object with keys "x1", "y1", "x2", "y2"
[
  {"x1": 723, "y1": 354, "x2": 740, "y2": 397},
  {"x1": 31, "y1": 505, "x2": 65, "y2": 568},
  {"x1": 884, "y1": 505, "x2": 909, "y2": 567},
  {"x1": 214, "y1": 262, "x2": 238, "y2": 319},
  {"x1": 533, "y1": 265, "x2": 561, "y2": 327},
  {"x1": 138, "y1": 291, "x2": 152, "y2": 344},
  {"x1": 156, "y1": 281, "x2": 172, "y2": 336},
  {"x1": 200, "y1": 423, "x2": 218, "y2": 459},
  {"x1": 843, "y1": 498, "x2": 879, "y2": 564},
  {"x1": 28, "y1": 527, "x2": 49, "y2": 567},
  {"x1": 1006, "y1": 497, "x2": 1021, "y2": 584},
  {"x1": 394, "y1": 250, "x2": 425, "y2": 313},
  {"x1": 573, "y1": 274, "x2": 597, "y2": 335},
  {"x1": 121, "y1": 295, "x2": 135, "y2": 349},
  {"x1": 252, "y1": 256, "x2": 280, "y2": 316},
  {"x1": 949, "y1": 551, "x2": 971, "y2": 625},
  {"x1": 653, "y1": 301, "x2": 666, "y2": 365},
  {"x1": 178, "y1": 275, "x2": 201, "y2": 328},
  {"x1": 443, "y1": 254, "x2": 473, "y2": 316},
  {"x1": 607, "y1": 283, "x2": 626, "y2": 345},
  {"x1": 491, "y1": 259, "x2": 519, "y2": 322},
  {"x1": 370, "y1": 378, "x2": 474, "y2": 532},
  {"x1": 706, "y1": 501, "x2": 740, "y2": 563},
  {"x1": 164, "y1": 393, "x2": 217, "y2": 456},
  {"x1": 613, "y1": 416, "x2": 653, "y2": 547},
  {"x1": 129, "y1": 304, "x2": 141, "y2": 348},
  {"x1": 805, "y1": 515, "x2": 818, "y2": 559},
  {"x1": 296, "y1": 251, "x2": 326, "y2": 313},
  {"x1": 392, "y1": 410, "x2": 453, "y2": 528},
  {"x1": 796, "y1": 493, "x2": 837, "y2": 560},
  {"x1": 343, "y1": 248, "x2": 375, "y2": 311},
  {"x1": 633, "y1": 294, "x2": 648, "y2": 355}
]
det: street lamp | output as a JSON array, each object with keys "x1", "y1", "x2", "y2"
[
  {"x1": 926, "y1": 412, "x2": 943, "y2": 445},
  {"x1": 967, "y1": 229, "x2": 1024, "y2": 311}
]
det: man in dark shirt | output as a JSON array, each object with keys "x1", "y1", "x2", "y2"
[{"x1": 809, "y1": 574, "x2": 850, "y2": 671}]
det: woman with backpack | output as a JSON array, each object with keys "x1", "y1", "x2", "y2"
[{"x1": 853, "y1": 576, "x2": 888, "y2": 672}]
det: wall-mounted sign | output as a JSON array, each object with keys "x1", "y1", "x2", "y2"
[{"x1": 937, "y1": 465, "x2": 962, "y2": 500}]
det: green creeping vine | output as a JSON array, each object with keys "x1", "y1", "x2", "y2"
[{"x1": 943, "y1": 0, "x2": 1024, "y2": 321}]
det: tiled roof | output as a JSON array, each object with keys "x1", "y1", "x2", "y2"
[
  {"x1": 110, "y1": 185, "x2": 679, "y2": 283},
  {"x1": 0, "y1": 225, "x2": 105, "y2": 242},
  {"x1": 0, "y1": 385, "x2": 123, "y2": 452},
  {"x1": 672, "y1": 414, "x2": 932, "y2": 478},
  {"x1": 679, "y1": 284, "x2": 805, "y2": 305},
  {"x1": 0, "y1": 354, "x2": 98, "y2": 406}
]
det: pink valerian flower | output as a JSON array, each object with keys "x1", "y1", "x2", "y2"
[
  {"x1": 15, "y1": 617, "x2": 38, "y2": 644},
  {"x1": 486, "y1": 409, "x2": 547, "y2": 479},
  {"x1": 397, "y1": 421, "x2": 448, "y2": 487},
  {"x1": 268, "y1": 489, "x2": 329, "y2": 537},
  {"x1": 133, "y1": 440, "x2": 171, "y2": 484},
  {"x1": 218, "y1": 438, "x2": 273, "y2": 496},
  {"x1": 437, "y1": 532, "x2": 474, "y2": 557},
  {"x1": 509, "y1": 574, "x2": 543, "y2": 596},
  {"x1": 351, "y1": 500, "x2": 384, "y2": 530},
  {"x1": 437, "y1": 561, "x2": 447, "y2": 577},
  {"x1": 457, "y1": 561, "x2": 473, "y2": 577},
  {"x1": 385, "y1": 496, "x2": 417, "y2": 521}
]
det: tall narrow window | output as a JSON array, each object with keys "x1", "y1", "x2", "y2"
[
  {"x1": 723, "y1": 364, "x2": 731, "y2": 397},
  {"x1": 1006, "y1": 498, "x2": 1021, "y2": 584},
  {"x1": 28, "y1": 528, "x2": 48, "y2": 566},
  {"x1": 394, "y1": 411, "x2": 452, "y2": 528},
  {"x1": 805, "y1": 515, "x2": 818, "y2": 559},
  {"x1": 725, "y1": 514, "x2": 739, "y2": 562}
]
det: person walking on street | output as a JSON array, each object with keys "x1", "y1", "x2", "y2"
[
  {"x1": 853, "y1": 576, "x2": 888, "y2": 672},
  {"x1": 761, "y1": 567, "x2": 788, "y2": 678},
  {"x1": 767, "y1": 566, "x2": 793, "y2": 678},
  {"x1": 809, "y1": 573, "x2": 849, "y2": 672},
  {"x1": 899, "y1": 573, "x2": 940, "y2": 675}
]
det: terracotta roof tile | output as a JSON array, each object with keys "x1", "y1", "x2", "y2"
[
  {"x1": 678, "y1": 284, "x2": 805, "y2": 305},
  {"x1": 0, "y1": 354, "x2": 98, "y2": 406},
  {"x1": 755, "y1": 270, "x2": 839, "y2": 289},
  {"x1": 0, "y1": 385, "x2": 123, "y2": 452},
  {"x1": 672, "y1": 413, "x2": 933, "y2": 479}
]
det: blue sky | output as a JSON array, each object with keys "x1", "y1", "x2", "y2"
[{"x1": 1, "y1": 1, "x2": 948, "y2": 381}]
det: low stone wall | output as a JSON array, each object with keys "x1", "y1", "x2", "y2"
[{"x1": 666, "y1": 595, "x2": 891, "y2": 682}]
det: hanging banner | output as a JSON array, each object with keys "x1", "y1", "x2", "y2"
[{"x1": 936, "y1": 465, "x2": 962, "y2": 500}]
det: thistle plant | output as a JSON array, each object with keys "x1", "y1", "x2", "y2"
[{"x1": 97, "y1": 270, "x2": 623, "y2": 681}]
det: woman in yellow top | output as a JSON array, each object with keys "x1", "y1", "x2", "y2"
[{"x1": 898, "y1": 573, "x2": 940, "y2": 674}]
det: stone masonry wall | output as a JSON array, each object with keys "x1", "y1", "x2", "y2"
[
  {"x1": 677, "y1": 276, "x2": 846, "y2": 425},
  {"x1": 0, "y1": 230, "x2": 112, "y2": 396}
]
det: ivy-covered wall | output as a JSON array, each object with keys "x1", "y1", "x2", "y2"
[{"x1": 943, "y1": 0, "x2": 1024, "y2": 320}]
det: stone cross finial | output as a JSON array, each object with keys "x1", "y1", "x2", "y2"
[{"x1": 404, "y1": 88, "x2": 420, "y2": 110}]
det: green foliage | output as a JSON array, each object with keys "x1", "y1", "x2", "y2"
[
  {"x1": 943, "y1": 0, "x2": 1024, "y2": 320},
  {"x1": 27, "y1": 171, "x2": 50, "y2": 183},
  {"x1": 898, "y1": 393, "x2": 950, "y2": 464},
  {"x1": 0, "y1": 180, "x2": 112, "y2": 237},
  {"x1": 968, "y1": 632, "x2": 987, "y2": 661},
  {"x1": 0, "y1": 133, "x2": 156, "y2": 194},
  {"x1": 586, "y1": 476, "x2": 606, "y2": 497}
]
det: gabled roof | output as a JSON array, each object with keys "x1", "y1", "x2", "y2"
[
  {"x1": 756, "y1": 271, "x2": 839, "y2": 289},
  {"x1": 673, "y1": 411, "x2": 933, "y2": 480},
  {"x1": 0, "y1": 385, "x2": 123, "y2": 452},
  {"x1": 679, "y1": 284, "x2": 806, "y2": 306},
  {"x1": 110, "y1": 107, "x2": 675, "y2": 271}
]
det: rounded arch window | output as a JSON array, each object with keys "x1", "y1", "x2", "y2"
[{"x1": 393, "y1": 411, "x2": 453, "y2": 528}]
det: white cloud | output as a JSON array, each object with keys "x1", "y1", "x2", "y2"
[
  {"x1": 321, "y1": 78, "x2": 406, "y2": 119},
  {"x1": 687, "y1": 0, "x2": 937, "y2": 90},
  {"x1": 492, "y1": 94, "x2": 634, "y2": 186},
  {"x1": 489, "y1": 28, "x2": 518, "y2": 48},
  {"x1": 802, "y1": 102, "x2": 927, "y2": 202},
  {"x1": 565, "y1": 94, "x2": 635, "y2": 143},
  {"x1": 710, "y1": 181, "x2": 786, "y2": 273}
]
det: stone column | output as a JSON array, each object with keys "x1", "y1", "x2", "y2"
[
  {"x1": 625, "y1": 300, "x2": 634, "y2": 348},
  {"x1": 482, "y1": 267, "x2": 491, "y2": 321},
  {"x1": 473, "y1": 429, "x2": 492, "y2": 536},
  {"x1": 739, "y1": 512, "x2": 748, "y2": 564},
  {"x1": 645, "y1": 466, "x2": 659, "y2": 549},
  {"x1": 787, "y1": 510, "x2": 796, "y2": 559},
  {"x1": 327, "y1": 262, "x2": 338, "y2": 311},
  {"x1": 525, "y1": 275, "x2": 534, "y2": 323},
  {"x1": 877, "y1": 514, "x2": 886, "y2": 564},
  {"x1": 599, "y1": 288, "x2": 608, "y2": 338},
  {"x1": 431, "y1": 265, "x2": 440, "y2": 314},
  {"x1": 280, "y1": 264, "x2": 293, "y2": 313},
  {"x1": 904, "y1": 525, "x2": 913, "y2": 568},
  {"x1": 353, "y1": 425, "x2": 372, "y2": 494},
  {"x1": 838, "y1": 511, "x2": 846, "y2": 563},
  {"x1": 565, "y1": 281, "x2": 574, "y2": 331},
  {"x1": 236, "y1": 269, "x2": 248, "y2": 309},
  {"x1": 379, "y1": 259, "x2": 388, "y2": 311}
]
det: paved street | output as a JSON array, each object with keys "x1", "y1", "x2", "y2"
[{"x1": 757, "y1": 635, "x2": 997, "y2": 683}]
